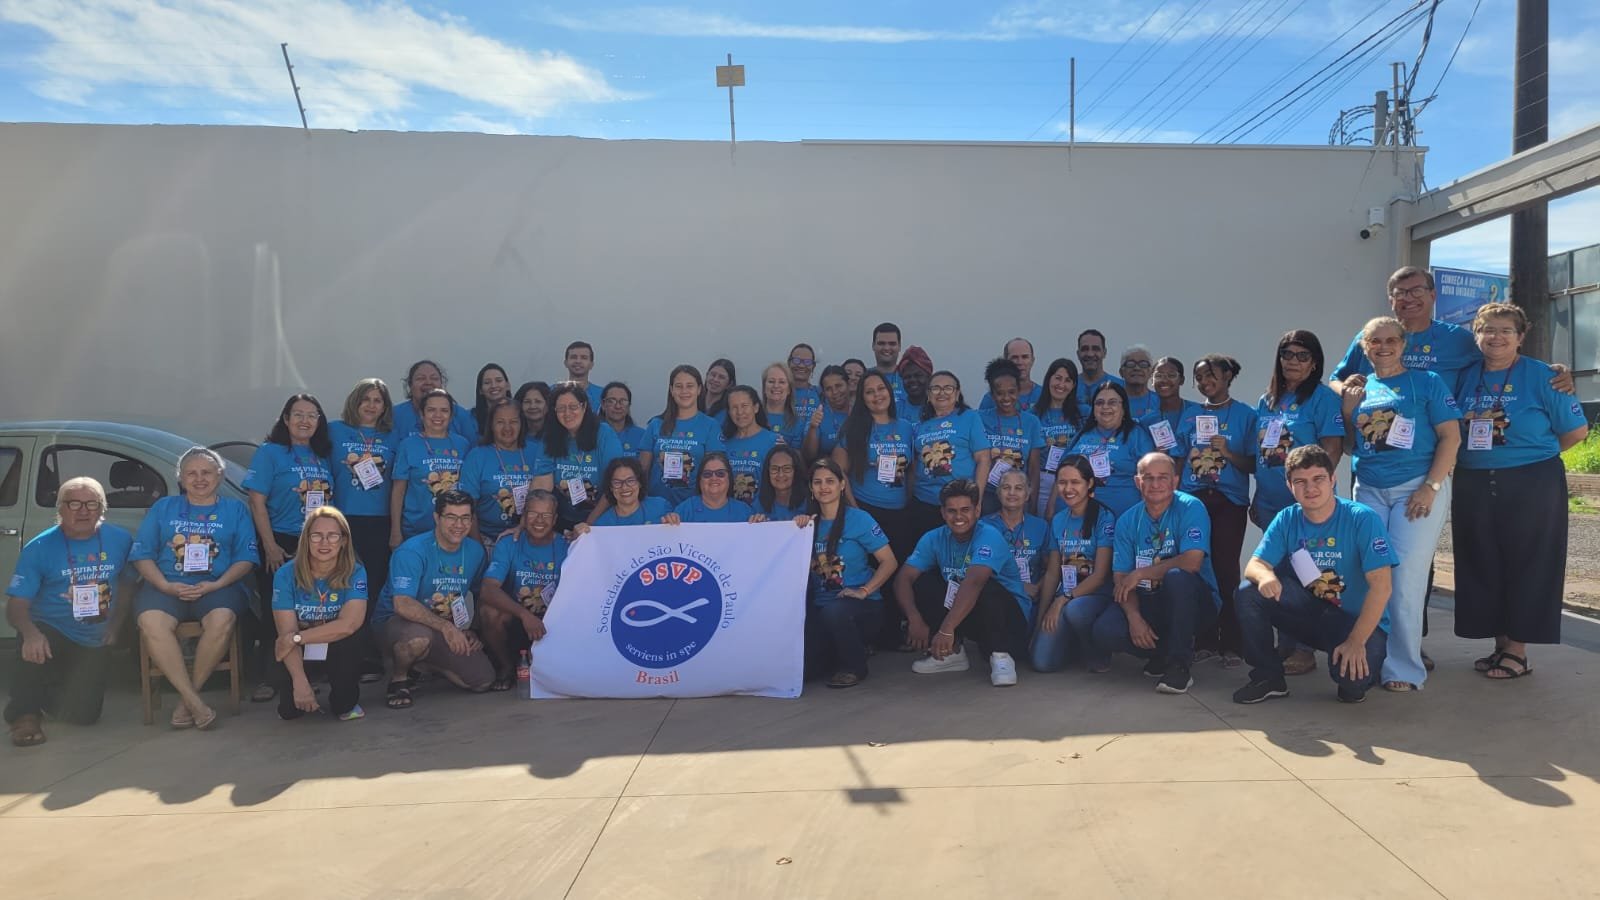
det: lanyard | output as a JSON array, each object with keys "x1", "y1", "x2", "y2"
[
  {"x1": 1143, "y1": 504, "x2": 1174, "y2": 554},
  {"x1": 358, "y1": 427, "x2": 381, "y2": 457},
  {"x1": 494, "y1": 446, "x2": 528, "y2": 477},
  {"x1": 1472, "y1": 357, "x2": 1522, "y2": 413},
  {"x1": 291, "y1": 445, "x2": 322, "y2": 472},
  {"x1": 995, "y1": 516, "x2": 1029, "y2": 556},
  {"x1": 430, "y1": 540, "x2": 468, "y2": 582},
  {"x1": 62, "y1": 530, "x2": 106, "y2": 587},
  {"x1": 420, "y1": 436, "x2": 457, "y2": 461},
  {"x1": 313, "y1": 580, "x2": 333, "y2": 614}
]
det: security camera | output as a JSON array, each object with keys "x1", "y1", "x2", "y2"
[{"x1": 1359, "y1": 222, "x2": 1385, "y2": 240}]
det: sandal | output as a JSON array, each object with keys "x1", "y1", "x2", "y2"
[
  {"x1": 1484, "y1": 652, "x2": 1532, "y2": 680},
  {"x1": 826, "y1": 672, "x2": 863, "y2": 689},
  {"x1": 192, "y1": 705, "x2": 219, "y2": 731},
  {"x1": 250, "y1": 683, "x2": 276, "y2": 703},
  {"x1": 170, "y1": 703, "x2": 195, "y2": 730},
  {"x1": 386, "y1": 683, "x2": 414, "y2": 709},
  {"x1": 1422, "y1": 651, "x2": 1435, "y2": 672},
  {"x1": 1473, "y1": 650, "x2": 1506, "y2": 673},
  {"x1": 9, "y1": 713, "x2": 45, "y2": 748},
  {"x1": 489, "y1": 673, "x2": 515, "y2": 693},
  {"x1": 1382, "y1": 680, "x2": 1419, "y2": 692}
]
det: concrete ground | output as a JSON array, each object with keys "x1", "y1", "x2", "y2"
[{"x1": 3, "y1": 607, "x2": 1599, "y2": 900}]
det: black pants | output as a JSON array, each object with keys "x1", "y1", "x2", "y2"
[
  {"x1": 911, "y1": 575, "x2": 1030, "y2": 658},
  {"x1": 1452, "y1": 457, "x2": 1569, "y2": 643},
  {"x1": 346, "y1": 515, "x2": 391, "y2": 664},
  {"x1": 273, "y1": 634, "x2": 363, "y2": 718},
  {"x1": 250, "y1": 532, "x2": 300, "y2": 680},
  {"x1": 4, "y1": 624, "x2": 111, "y2": 725},
  {"x1": 861, "y1": 501, "x2": 917, "y2": 649},
  {"x1": 1193, "y1": 490, "x2": 1247, "y2": 655}
]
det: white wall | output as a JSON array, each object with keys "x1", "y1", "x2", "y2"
[{"x1": 0, "y1": 124, "x2": 1421, "y2": 441}]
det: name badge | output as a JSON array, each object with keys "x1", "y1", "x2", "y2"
[
  {"x1": 1260, "y1": 418, "x2": 1285, "y2": 449},
  {"x1": 1060, "y1": 564, "x2": 1078, "y2": 592},
  {"x1": 1045, "y1": 445, "x2": 1065, "y2": 473},
  {"x1": 1015, "y1": 554, "x2": 1032, "y2": 584},
  {"x1": 1089, "y1": 452, "x2": 1111, "y2": 479},
  {"x1": 353, "y1": 457, "x2": 384, "y2": 490},
  {"x1": 1290, "y1": 547, "x2": 1321, "y2": 587},
  {"x1": 876, "y1": 453, "x2": 897, "y2": 484},
  {"x1": 1148, "y1": 421, "x2": 1177, "y2": 450},
  {"x1": 1195, "y1": 415, "x2": 1219, "y2": 444},
  {"x1": 662, "y1": 451, "x2": 686, "y2": 481},
  {"x1": 302, "y1": 642, "x2": 329, "y2": 662},
  {"x1": 182, "y1": 542, "x2": 210, "y2": 573},
  {"x1": 1386, "y1": 415, "x2": 1416, "y2": 450},
  {"x1": 943, "y1": 578, "x2": 961, "y2": 610},
  {"x1": 303, "y1": 490, "x2": 326, "y2": 520},
  {"x1": 512, "y1": 482, "x2": 529, "y2": 515},
  {"x1": 566, "y1": 477, "x2": 588, "y2": 506},
  {"x1": 72, "y1": 583, "x2": 102, "y2": 619},
  {"x1": 449, "y1": 594, "x2": 473, "y2": 630},
  {"x1": 1135, "y1": 553, "x2": 1154, "y2": 590},
  {"x1": 543, "y1": 583, "x2": 558, "y2": 608},
  {"x1": 1467, "y1": 418, "x2": 1494, "y2": 451},
  {"x1": 987, "y1": 459, "x2": 1013, "y2": 487}
]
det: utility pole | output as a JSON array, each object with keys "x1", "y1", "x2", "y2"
[
  {"x1": 1068, "y1": 57, "x2": 1076, "y2": 144},
  {"x1": 280, "y1": 43, "x2": 308, "y2": 132},
  {"x1": 1509, "y1": 0, "x2": 1550, "y2": 358},
  {"x1": 715, "y1": 53, "x2": 745, "y2": 160}
]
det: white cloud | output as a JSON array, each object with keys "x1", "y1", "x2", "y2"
[
  {"x1": 542, "y1": 8, "x2": 964, "y2": 43},
  {"x1": 0, "y1": 0, "x2": 626, "y2": 130}
]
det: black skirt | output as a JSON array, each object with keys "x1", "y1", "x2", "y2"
[{"x1": 1450, "y1": 455, "x2": 1569, "y2": 643}]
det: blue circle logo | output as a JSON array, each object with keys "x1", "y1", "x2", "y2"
[{"x1": 611, "y1": 557, "x2": 723, "y2": 669}]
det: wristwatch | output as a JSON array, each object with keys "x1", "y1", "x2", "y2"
[
  {"x1": 291, "y1": 633, "x2": 304, "y2": 646},
  {"x1": 1424, "y1": 479, "x2": 1443, "y2": 492}
]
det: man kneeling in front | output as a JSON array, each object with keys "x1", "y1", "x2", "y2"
[{"x1": 1234, "y1": 445, "x2": 1396, "y2": 704}]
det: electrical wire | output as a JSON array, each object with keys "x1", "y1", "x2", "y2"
[{"x1": 1077, "y1": 0, "x2": 1213, "y2": 123}]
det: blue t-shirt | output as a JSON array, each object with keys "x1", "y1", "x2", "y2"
[
  {"x1": 879, "y1": 370, "x2": 910, "y2": 409},
  {"x1": 978, "y1": 409, "x2": 1043, "y2": 482},
  {"x1": 271, "y1": 562, "x2": 369, "y2": 623},
  {"x1": 327, "y1": 421, "x2": 397, "y2": 517},
  {"x1": 1112, "y1": 493, "x2": 1220, "y2": 604},
  {"x1": 979, "y1": 383, "x2": 1043, "y2": 411},
  {"x1": 767, "y1": 413, "x2": 808, "y2": 451},
  {"x1": 1349, "y1": 369, "x2": 1462, "y2": 488},
  {"x1": 811, "y1": 507, "x2": 890, "y2": 601},
  {"x1": 1255, "y1": 498, "x2": 1398, "y2": 631},
  {"x1": 610, "y1": 423, "x2": 652, "y2": 459},
  {"x1": 838, "y1": 420, "x2": 913, "y2": 510},
  {"x1": 1334, "y1": 319, "x2": 1479, "y2": 391},
  {"x1": 1175, "y1": 400, "x2": 1259, "y2": 507},
  {"x1": 1141, "y1": 400, "x2": 1205, "y2": 462},
  {"x1": 725, "y1": 430, "x2": 783, "y2": 504},
  {"x1": 391, "y1": 400, "x2": 479, "y2": 443},
  {"x1": 793, "y1": 386, "x2": 821, "y2": 428},
  {"x1": 812, "y1": 405, "x2": 851, "y2": 457},
  {"x1": 1125, "y1": 390, "x2": 1161, "y2": 423},
  {"x1": 243, "y1": 443, "x2": 334, "y2": 535},
  {"x1": 1036, "y1": 407, "x2": 1084, "y2": 464},
  {"x1": 911, "y1": 410, "x2": 992, "y2": 506},
  {"x1": 392, "y1": 433, "x2": 473, "y2": 537},
  {"x1": 645, "y1": 414, "x2": 726, "y2": 505},
  {"x1": 594, "y1": 496, "x2": 675, "y2": 526},
  {"x1": 1067, "y1": 425, "x2": 1156, "y2": 515},
  {"x1": 130, "y1": 496, "x2": 258, "y2": 585},
  {"x1": 1049, "y1": 501, "x2": 1117, "y2": 595},
  {"x1": 484, "y1": 533, "x2": 569, "y2": 615},
  {"x1": 1456, "y1": 356, "x2": 1588, "y2": 470},
  {"x1": 1252, "y1": 385, "x2": 1346, "y2": 519},
  {"x1": 979, "y1": 512, "x2": 1050, "y2": 588},
  {"x1": 7, "y1": 524, "x2": 133, "y2": 646},
  {"x1": 906, "y1": 521, "x2": 1033, "y2": 619},
  {"x1": 763, "y1": 499, "x2": 807, "y2": 520},
  {"x1": 373, "y1": 532, "x2": 486, "y2": 627},
  {"x1": 458, "y1": 443, "x2": 554, "y2": 539},
  {"x1": 544, "y1": 427, "x2": 624, "y2": 522},
  {"x1": 674, "y1": 496, "x2": 755, "y2": 523},
  {"x1": 1077, "y1": 372, "x2": 1126, "y2": 419}
]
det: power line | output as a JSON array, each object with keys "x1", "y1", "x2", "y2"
[
  {"x1": 1021, "y1": 1, "x2": 1179, "y2": 140},
  {"x1": 1077, "y1": 0, "x2": 1213, "y2": 123},
  {"x1": 1415, "y1": 0, "x2": 1485, "y2": 108},
  {"x1": 1263, "y1": 8, "x2": 1428, "y2": 142}
]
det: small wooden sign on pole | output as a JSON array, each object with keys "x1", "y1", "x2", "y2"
[{"x1": 716, "y1": 53, "x2": 743, "y2": 157}]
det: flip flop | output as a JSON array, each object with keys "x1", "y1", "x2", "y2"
[
  {"x1": 1484, "y1": 652, "x2": 1532, "y2": 680},
  {"x1": 826, "y1": 672, "x2": 863, "y2": 689},
  {"x1": 170, "y1": 704, "x2": 195, "y2": 730},
  {"x1": 250, "y1": 683, "x2": 276, "y2": 703},
  {"x1": 192, "y1": 706, "x2": 219, "y2": 731},
  {"x1": 1382, "y1": 680, "x2": 1419, "y2": 692},
  {"x1": 9, "y1": 714, "x2": 45, "y2": 747}
]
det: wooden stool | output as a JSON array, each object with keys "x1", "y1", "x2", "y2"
[{"x1": 140, "y1": 620, "x2": 243, "y2": 725}]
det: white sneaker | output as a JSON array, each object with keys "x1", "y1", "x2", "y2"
[
  {"x1": 989, "y1": 652, "x2": 1018, "y2": 687},
  {"x1": 912, "y1": 646, "x2": 969, "y2": 674}
]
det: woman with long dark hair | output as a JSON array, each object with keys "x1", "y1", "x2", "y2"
[
  {"x1": 470, "y1": 363, "x2": 511, "y2": 434},
  {"x1": 1065, "y1": 382, "x2": 1153, "y2": 516},
  {"x1": 701, "y1": 358, "x2": 736, "y2": 419},
  {"x1": 1031, "y1": 455, "x2": 1118, "y2": 673},
  {"x1": 722, "y1": 386, "x2": 780, "y2": 504},
  {"x1": 909, "y1": 370, "x2": 992, "y2": 535},
  {"x1": 600, "y1": 382, "x2": 652, "y2": 463},
  {"x1": 1252, "y1": 331, "x2": 1345, "y2": 527},
  {"x1": 803, "y1": 365, "x2": 854, "y2": 460},
  {"x1": 458, "y1": 400, "x2": 553, "y2": 544},
  {"x1": 391, "y1": 359, "x2": 476, "y2": 441},
  {"x1": 1032, "y1": 358, "x2": 1084, "y2": 516},
  {"x1": 646, "y1": 365, "x2": 725, "y2": 506},
  {"x1": 756, "y1": 444, "x2": 811, "y2": 520},
  {"x1": 513, "y1": 381, "x2": 552, "y2": 438},
  {"x1": 542, "y1": 382, "x2": 623, "y2": 530},
  {"x1": 802, "y1": 458, "x2": 897, "y2": 688}
]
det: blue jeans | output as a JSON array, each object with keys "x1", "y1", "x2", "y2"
[
  {"x1": 805, "y1": 597, "x2": 884, "y2": 678},
  {"x1": 1030, "y1": 592, "x2": 1114, "y2": 671},
  {"x1": 1090, "y1": 569, "x2": 1217, "y2": 667},
  {"x1": 1355, "y1": 474, "x2": 1449, "y2": 687},
  {"x1": 1236, "y1": 566, "x2": 1387, "y2": 693}
]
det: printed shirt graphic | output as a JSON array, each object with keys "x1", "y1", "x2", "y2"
[
  {"x1": 1251, "y1": 385, "x2": 1345, "y2": 519},
  {"x1": 980, "y1": 512, "x2": 1049, "y2": 586},
  {"x1": 725, "y1": 430, "x2": 783, "y2": 503},
  {"x1": 810, "y1": 507, "x2": 890, "y2": 600},
  {"x1": 978, "y1": 409, "x2": 1044, "y2": 478},
  {"x1": 8, "y1": 524, "x2": 133, "y2": 646},
  {"x1": 243, "y1": 443, "x2": 334, "y2": 534},
  {"x1": 1037, "y1": 407, "x2": 1084, "y2": 459},
  {"x1": 645, "y1": 413, "x2": 726, "y2": 505},
  {"x1": 1066, "y1": 425, "x2": 1156, "y2": 516},
  {"x1": 374, "y1": 532, "x2": 486, "y2": 627},
  {"x1": 674, "y1": 496, "x2": 756, "y2": 524},
  {"x1": 546, "y1": 427, "x2": 623, "y2": 521},
  {"x1": 1112, "y1": 492, "x2": 1220, "y2": 604},
  {"x1": 793, "y1": 385, "x2": 821, "y2": 427},
  {"x1": 838, "y1": 421, "x2": 913, "y2": 510},
  {"x1": 1175, "y1": 400, "x2": 1259, "y2": 506},
  {"x1": 1255, "y1": 498, "x2": 1398, "y2": 630},
  {"x1": 392, "y1": 432, "x2": 473, "y2": 536},
  {"x1": 1349, "y1": 369, "x2": 1462, "y2": 489},
  {"x1": 906, "y1": 520, "x2": 1033, "y2": 618},
  {"x1": 1050, "y1": 501, "x2": 1117, "y2": 593},
  {"x1": 910, "y1": 410, "x2": 992, "y2": 505},
  {"x1": 611, "y1": 423, "x2": 652, "y2": 458},
  {"x1": 485, "y1": 533, "x2": 569, "y2": 615},
  {"x1": 327, "y1": 421, "x2": 397, "y2": 515},
  {"x1": 979, "y1": 382, "x2": 1042, "y2": 411},
  {"x1": 1455, "y1": 357, "x2": 1587, "y2": 470},
  {"x1": 595, "y1": 496, "x2": 675, "y2": 526},
  {"x1": 390, "y1": 400, "x2": 478, "y2": 443},
  {"x1": 271, "y1": 563, "x2": 369, "y2": 623},
  {"x1": 1333, "y1": 319, "x2": 1480, "y2": 390},
  {"x1": 767, "y1": 411, "x2": 808, "y2": 450},
  {"x1": 130, "y1": 496, "x2": 259, "y2": 585},
  {"x1": 459, "y1": 443, "x2": 555, "y2": 539}
]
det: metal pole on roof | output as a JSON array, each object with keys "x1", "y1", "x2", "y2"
[
  {"x1": 716, "y1": 53, "x2": 745, "y2": 161},
  {"x1": 281, "y1": 43, "x2": 309, "y2": 132}
]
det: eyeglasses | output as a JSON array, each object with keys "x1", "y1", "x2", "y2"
[
  {"x1": 612, "y1": 477, "x2": 640, "y2": 489},
  {"x1": 1093, "y1": 399, "x2": 1122, "y2": 408},
  {"x1": 1121, "y1": 360, "x2": 1152, "y2": 370},
  {"x1": 1475, "y1": 326, "x2": 1519, "y2": 338},
  {"x1": 553, "y1": 404, "x2": 585, "y2": 415},
  {"x1": 929, "y1": 385, "x2": 958, "y2": 394},
  {"x1": 602, "y1": 397, "x2": 629, "y2": 406},
  {"x1": 288, "y1": 412, "x2": 320, "y2": 422},
  {"x1": 1389, "y1": 285, "x2": 1431, "y2": 300},
  {"x1": 62, "y1": 499, "x2": 103, "y2": 512},
  {"x1": 768, "y1": 465, "x2": 795, "y2": 475},
  {"x1": 526, "y1": 511, "x2": 556, "y2": 521},
  {"x1": 438, "y1": 513, "x2": 473, "y2": 525},
  {"x1": 1278, "y1": 349, "x2": 1314, "y2": 363},
  {"x1": 701, "y1": 470, "x2": 730, "y2": 479},
  {"x1": 789, "y1": 357, "x2": 815, "y2": 366},
  {"x1": 306, "y1": 532, "x2": 344, "y2": 544}
]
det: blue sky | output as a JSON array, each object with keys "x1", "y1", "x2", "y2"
[{"x1": 0, "y1": 0, "x2": 1594, "y2": 272}]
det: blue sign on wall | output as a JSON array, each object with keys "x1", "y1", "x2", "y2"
[{"x1": 1432, "y1": 266, "x2": 1510, "y2": 326}]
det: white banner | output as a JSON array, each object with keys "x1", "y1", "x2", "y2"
[{"x1": 530, "y1": 522, "x2": 811, "y2": 699}]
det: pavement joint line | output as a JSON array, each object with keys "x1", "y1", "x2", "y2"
[
  {"x1": 563, "y1": 697, "x2": 678, "y2": 900},
  {"x1": 1183, "y1": 690, "x2": 1449, "y2": 899},
  {"x1": 0, "y1": 741, "x2": 146, "y2": 818}
]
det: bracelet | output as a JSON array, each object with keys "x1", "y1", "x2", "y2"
[{"x1": 937, "y1": 630, "x2": 954, "y2": 637}]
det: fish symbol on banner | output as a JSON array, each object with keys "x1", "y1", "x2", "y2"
[{"x1": 621, "y1": 597, "x2": 712, "y2": 627}]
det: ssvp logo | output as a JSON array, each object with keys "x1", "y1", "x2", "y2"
[{"x1": 611, "y1": 557, "x2": 723, "y2": 669}]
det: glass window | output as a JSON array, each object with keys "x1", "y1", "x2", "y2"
[
  {"x1": 1572, "y1": 290, "x2": 1600, "y2": 374},
  {"x1": 0, "y1": 448, "x2": 20, "y2": 507},
  {"x1": 36, "y1": 445, "x2": 168, "y2": 509},
  {"x1": 1574, "y1": 245, "x2": 1600, "y2": 290},
  {"x1": 1549, "y1": 252, "x2": 1571, "y2": 293},
  {"x1": 1552, "y1": 295, "x2": 1574, "y2": 369}
]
